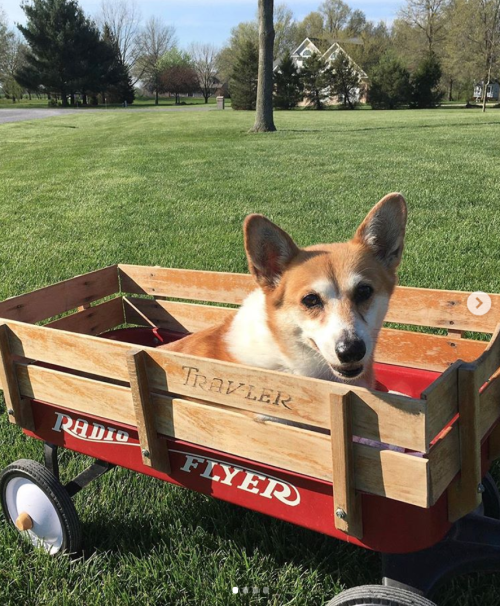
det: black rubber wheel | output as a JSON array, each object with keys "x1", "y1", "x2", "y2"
[
  {"x1": 481, "y1": 472, "x2": 500, "y2": 519},
  {"x1": 326, "y1": 585, "x2": 437, "y2": 606},
  {"x1": 0, "y1": 459, "x2": 82, "y2": 555}
]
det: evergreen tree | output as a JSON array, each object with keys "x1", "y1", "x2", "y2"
[
  {"x1": 274, "y1": 51, "x2": 302, "y2": 109},
  {"x1": 300, "y1": 52, "x2": 330, "y2": 110},
  {"x1": 17, "y1": 0, "x2": 101, "y2": 106},
  {"x1": 329, "y1": 51, "x2": 361, "y2": 109},
  {"x1": 100, "y1": 25, "x2": 134, "y2": 104},
  {"x1": 410, "y1": 52, "x2": 444, "y2": 108},
  {"x1": 230, "y1": 40, "x2": 258, "y2": 110},
  {"x1": 368, "y1": 52, "x2": 411, "y2": 109}
]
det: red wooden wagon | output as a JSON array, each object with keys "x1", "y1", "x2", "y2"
[{"x1": 2, "y1": 265, "x2": 500, "y2": 605}]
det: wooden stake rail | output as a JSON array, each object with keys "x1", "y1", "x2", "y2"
[
  {"x1": 118, "y1": 264, "x2": 500, "y2": 334},
  {"x1": 1, "y1": 264, "x2": 500, "y2": 538}
]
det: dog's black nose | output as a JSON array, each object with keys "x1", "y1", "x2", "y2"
[{"x1": 336, "y1": 337, "x2": 366, "y2": 363}]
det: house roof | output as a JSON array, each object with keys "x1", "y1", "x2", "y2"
[
  {"x1": 290, "y1": 38, "x2": 322, "y2": 58},
  {"x1": 322, "y1": 41, "x2": 368, "y2": 79}
]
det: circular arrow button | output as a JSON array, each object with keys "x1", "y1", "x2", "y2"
[{"x1": 467, "y1": 291, "x2": 492, "y2": 316}]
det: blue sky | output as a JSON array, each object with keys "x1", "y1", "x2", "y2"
[{"x1": 1, "y1": 0, "x2": 402, "y2": 48}]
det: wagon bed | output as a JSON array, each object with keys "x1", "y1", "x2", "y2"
[{"x1": 1, "y1": 264, "x2": 500, "y2": 562}]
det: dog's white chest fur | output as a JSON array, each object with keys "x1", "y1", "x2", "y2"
[{"x1": 225, "y1": 289, "x2": 334, "y2": 380}]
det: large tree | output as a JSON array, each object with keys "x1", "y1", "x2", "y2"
[
  {"x1": 252, "y1": 0, "x2": 276, "y2": 132},
  {"x1": 17, "y1": 0, "x2": 103, "y2": 106},
  {"x1": 97, "y1": 0, "x2": 141, "y2": 79},
  {"x1": 189, "y1": 43, "x2": 219, "y2": 103},
  {"x1": 274, "y1": 51, "x2": 302, "y2": 109},
  {"x1": 319, "y1": 0, "x2": 351, "y2": 37},
  {"x1": 158, "y1": 48, "x2": 197, "y2": 104},
  {"x1": 230, "y1": 40, "x2": 258, "y2": 110},
  {"x1": 133, "y1": 16, "x2": 176, "y2": 104},
  {"x1": 329, "y1": 51, "x2": 361, "y2": 108},
  {"x1": 301, "y1": 52, "x2": 331, "y2": 109},
  {"x1": 447, "y1": 0, "x2": 500, "y2": 111},
  {"x1": 1, "y1": 32, "x2": 27, "y2": 102}
]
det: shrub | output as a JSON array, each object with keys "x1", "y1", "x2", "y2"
[
  {"x1": 368, "y1": 53, "x2": 411, "y2": 109},
  {"x1": 410, "y1": 53, "x2": 444, "y2": 109}
]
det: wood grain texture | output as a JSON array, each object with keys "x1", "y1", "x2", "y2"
[
  {"x1": 1, "y1": 320, "x2": 427, "y2": 451},
  {"x1": 123, "y1": 297, "x2": 236, "y2": 333},
  {"x1": 0, "y1": 324, "x2": 34, "y2": 430},
  {"x1": 127, "y1": 350, "x2": 170, "y2": 473},
  {"x1": 423, "y1": 360, "x2": 460, "y2": 446},
  {"x1": 118, "y1": 265, "x2": 500, "y2": 333},
  {"x1": 0, "y1": 266, "x2": 119, "y2": 324},
  {"x1": 330, "y1": 392, "x2": 363, "y2": 538},
  {"x1": 47, "y1": 297, "x2": 124, "y2": 335},
  {"x1": 12, "y1": 360, "x2": 430, "y2": 506},
  {"x1": 119, "y1": 265, "x2": 254, "y2": 305},
  {"x1": 123, "y1": 296, "x2": 487, "y2": 373},
  {"x1": 447, "y1": 366, "x2": 482, "y2": 522}
]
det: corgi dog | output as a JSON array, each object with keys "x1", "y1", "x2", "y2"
[{"x1": 163, "y1": 193, "x2": 407, "y2": 389}]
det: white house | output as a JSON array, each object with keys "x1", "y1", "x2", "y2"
[
  {"x1": 281, "y1": 37, "x2": 368, "y2": 106},
  {"x1": 473, "y1": 80, "x2": 500, "y2": 102}
]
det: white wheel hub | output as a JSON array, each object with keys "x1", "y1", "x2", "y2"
[{"x1": 4, "y1": 476, "x2": 64, "y2": 554}]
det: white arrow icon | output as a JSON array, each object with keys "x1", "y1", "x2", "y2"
[{"x1": 467, "y1": 292, "x2": 491, "y2": 316}]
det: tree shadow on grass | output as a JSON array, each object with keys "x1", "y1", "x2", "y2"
[{"x1": 278, "y1": 121, "x2": 500, "y2": 135}]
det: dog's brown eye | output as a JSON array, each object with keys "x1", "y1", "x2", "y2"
[
  {"x1": 302, "y1": 293, "x2": 323, "y2": 308},
  {"x1": 354, "y1": 283, "x2": 373, "y2": 304}
]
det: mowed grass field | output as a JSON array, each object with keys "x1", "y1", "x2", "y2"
[{"x1": 1, "y1": 108, "x2": 500, "y2": 605}]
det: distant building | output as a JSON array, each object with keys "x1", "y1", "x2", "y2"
[
  {"x1": 276, "y1": 37, "x2": 368, "y2": 106},
  {"x1": 473, "y1": 81, "x2": 500, "y2": 102}
]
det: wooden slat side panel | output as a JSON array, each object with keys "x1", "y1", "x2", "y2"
[
  {"x1": 376, "y1": 328, "x2": 486, "y2": 372},
  {"x1": 428, "y1": 424, "x2": 460, "y2": 505},
  {"x1": 126, "y1": 297, "x2": 486, "y2": 373},
  {"x1": 423, "y1": 361, "x2": 460, "y2": 445},
  {"x1": 150, "y1": 395, "x2": 429, "y2": 506},
  {"x1": 1, "y1": 320, "x2": 427, "y2": 451},
  {"x1": 474, "y1": 324, "x2": 500, "y2": 387},
  {"x1": 0, "y1": 266, "x2": 119, "y2": 324},
  {"x1": 0, "y1": 325, "x2": 34, "y2": 430},
  {"x1": 17, "y1": 364, "x2": 133, "y2": 421},
  {"x1": 386, "y1": 287, "x2": 500, "y2": 333},
  {"x1": 123, "y1": 297, "x2": 236, "y2": 333},
  {"x1": 15, "y1": 362, "x2": 430, "y2": 506},
  {"x1": 119, "y1": 265, "x2": 255, "y2": 305},
  {"x1": 47, "y1": 297, "x2": 124, "y2": 335},
  {"x1": 429, "y1": 382, "x2": 500, "y2": 507},
  {"x1": 145, "y1": 350, "x2": 427, "y2": 451},
  {"x1": 118, "y1": 266, "x2": 500, "y2": 333},
  {"x1": 6, "y1": 321, "x2": 129, "y2": 382}
]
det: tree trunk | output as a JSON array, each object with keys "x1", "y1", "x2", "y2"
[
  {"x1": 70, "y1": 92, "x2": 75, "y2": 106},
  {"x1": 155, "y1": 89, "x2": 159, "y2": 105},
  {"x1": 61, "y1": 92, "x2": 68, "y2": 107},
  {"x1": 251, "y1": 0, "x2": 276, "y2": 132},
  {"x1": 448, "y1": 78, "x2": 453, "y2": 102},
  {"x1": 482, "y1": 62, "x2": 492, "y2": 113}
]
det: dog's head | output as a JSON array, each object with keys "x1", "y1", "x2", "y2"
[{"x1": 244, "y1": 193, "x2": 407, "y2": 384}]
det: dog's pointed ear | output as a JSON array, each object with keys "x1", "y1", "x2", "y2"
[
  {"x1": 244, "y1": 214, "x2": 300, "y2": 289},
  {"x1": 353, "y1": 193, "x2": 407, "y2": 270}
]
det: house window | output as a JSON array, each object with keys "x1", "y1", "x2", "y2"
[{"x1": 302, "y1": 49, "x2": 311, "y2": 57}]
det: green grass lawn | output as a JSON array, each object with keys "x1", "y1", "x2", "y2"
[{"x1": 1, "y1": 108, "x2": 500, "y2": 605}]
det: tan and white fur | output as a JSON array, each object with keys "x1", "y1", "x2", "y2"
[{"x1": 163, "y1": 193, "x2": 407, "y2": 389}]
